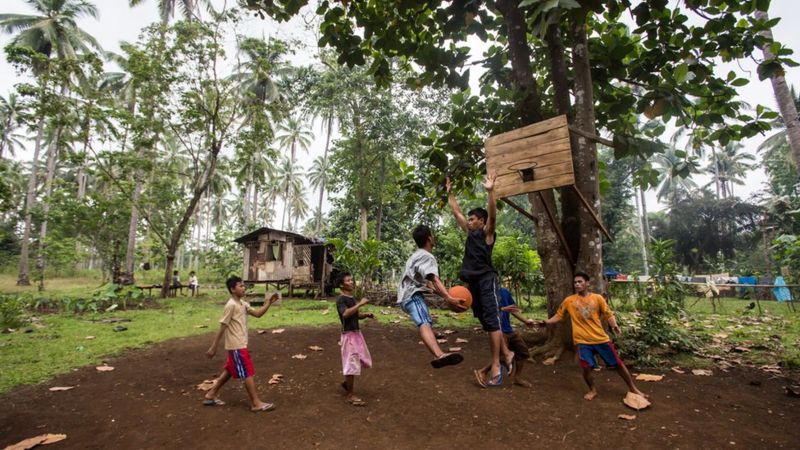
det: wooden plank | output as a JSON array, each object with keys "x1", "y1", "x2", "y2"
[
  {"x1": 494, "y1": 161, "x2": 573, "y2": 186},
  {"x1": 568, "y1": 125, "x2": 614, "y2": 148},
  {"x1": 485, "y1": 115, "x2": 568, "y2": 147},
  {"x1": 494, "y1": 172, "x2": 575, "y2": 199},
  {"x1": 488, "y1": 145, "x2": 573, "y2": 176},
  {"x1": 486, "y1": 127, "x2": 570, "y2": 158},
  {"x1": 487, "y1": 138, "x2": 572, "y2": 168},
  {"x1": 571, "y1": 184, "x2": 613, "y2": 242}
]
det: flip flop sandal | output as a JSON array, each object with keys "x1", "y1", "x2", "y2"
[
  {"x1": 347, "y1": 398, "x2": 367, "y2": 407},
  {"x1": 202, "y1": 398, "x2": 225, "y2": 406},
  {"x1": 431, "y1": 352, "x2": 464, "y2": 369},
  {"x1": 252, "y1": 403, "x2": 275, "y2": 412},
  {"x1": 474, "y1": 369, "x2": 488, "y2": 388},
  {"x1": 486, "y1": 366, "x2": 505, "y2": 388}
]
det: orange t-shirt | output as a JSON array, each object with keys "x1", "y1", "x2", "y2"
[{"x1": 554, "y1": 293, "x2": 614, "y2": 345}]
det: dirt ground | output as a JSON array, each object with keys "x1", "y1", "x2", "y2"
[{"x1": 2, "y1": 323, "x2": 799, "y2": 449}]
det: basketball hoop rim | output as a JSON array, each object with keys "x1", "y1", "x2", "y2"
[{"x1": 507, "y1": 161, "x2": 539, "y2": 171}]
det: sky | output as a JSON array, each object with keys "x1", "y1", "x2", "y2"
[{"x1": 1, "y1": 0, "x2": 799, "y2": 221}]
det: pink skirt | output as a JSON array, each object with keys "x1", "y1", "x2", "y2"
[{"x1": 341, "y1": 330, "x2": 372, "y2": 376}]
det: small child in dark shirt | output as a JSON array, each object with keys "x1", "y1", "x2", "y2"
[{"x1": 336, "y1": 272, "x2": 374, "y2": 406}]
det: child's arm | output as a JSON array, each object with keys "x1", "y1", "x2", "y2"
[
  {"x1": 607, "y1": 315, "x2": 622, "y2": 337},
  {"x1": 483, "y1": 173, "x2": 497, "y2": 241},
  {"x1": 427, "y1": 273, "x2": 468, "y2": 312},
  {"x1": 358, "y1": 311, "x2": 375, "y2": 319},
  {"x1": 206, "y1": 323, "x2": 227, "y2": 358},
  {"x1": 249, "y1": 293, "x2": 280, "y2": 318},
  {"x1": 446, "y1": 177, "x2": 468, "y2": 232},
  {"x1": 342, "y1": 298, "x2": 369, "y2": 318},
  {"x1": 502, "y1": 305, "x2": 536, "y2": 328}
]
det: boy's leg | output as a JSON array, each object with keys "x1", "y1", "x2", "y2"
[
  {"x1": 615, "y1": 362, "x2": 646, "y2": 397},
  {"x1": 582, "y1": 366, "x2": 598, "y2": 400},
  {"x1": 403, "y1": 295, "x2": 462, "y2": 367},
  {"x1": 474, "y1": 275, "x2": 511, "y2": 382},
  {"x1": 243, "y1": 376, "x2": 273, "y2": 411},
  {"x1": 205, "y1": 369, "x2": 230, "y2": 401}
]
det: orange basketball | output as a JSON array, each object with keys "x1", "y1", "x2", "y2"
[{"x1": 447, "y1": 285, "x2": 472, "y2": 310}]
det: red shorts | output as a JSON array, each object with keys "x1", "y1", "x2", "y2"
[{"x1": 224, "y1": 348, "x2": 254, "y2": 379}]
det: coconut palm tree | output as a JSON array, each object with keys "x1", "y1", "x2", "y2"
[
  {"x1": 1, "y1": 0, "x2": 101, "y2": 285},
  {"x1": 275, "y1": 116, "x2": 313, "y2": 164},
  {"x1": 276, "y1": 156, "x2": 303, "y2": 231},
  {"x1": 705, "y1": 143, "x2": 756, "y2": 198},
  {"x1": 306, "y1": 154, "x2": 330, "y2": 232},
  {"x1": 128, "y1": 0, "x2": 208, "y2": 23},
  {"x1": 652, "y1": 146, "x2": 700, "y2": 209},
  {"x1": 0, "y1": 93, "x2": 27, "y2": 159}
]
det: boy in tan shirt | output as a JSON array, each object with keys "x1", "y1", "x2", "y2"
[{"x1": 204, "y1": 276, "x2": 279, "y2": 412}]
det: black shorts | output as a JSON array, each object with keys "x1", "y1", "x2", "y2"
[{"x1": 467, "y1": 273, "x2": 501, "y2": 332}]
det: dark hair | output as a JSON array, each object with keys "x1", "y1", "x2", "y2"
[
  {"x1": 337, "y1": 272, "x2": 352, "y2": 288},
  {"x1": 173, "y1": 270, "x2": 179, "y2": 275},
  {"x1": 226, "y1": 276, "x2": 243, "y2": 293},
  {"x1": 412, "y1": 225, "x2": 432, "y2": 248},
  {"x1": 574, "y1": 271, "x2": 591, "y2": 281},
  {"x1": 467, "y1": 207, "x2": 488, "y2": 222},
  {"x1": 189, "y1": 271, "x2": 195, "y2": 275}
]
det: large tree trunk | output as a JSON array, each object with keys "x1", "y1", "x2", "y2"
[
  {"x1": 316, "y1": 114, "x2": 333, "y2": 234},
  {"x1": 160, "y1": 143, "x2": 222, "y2": 297},
  {"x1": 125, "y1": 181, "x2": 142, "y2": 283},
  {"x1": 35, "y1": 130, "x2": 62, "y2": 289},
  {"x1": 756, "y1": 10, "x2": 800, "y2": 171},
  {"x1": 636, "y1": 187, "x2": 650, "y2": 276},
  {"x1": 16, "y1": 116, "x2": 45, "y2": 285}
]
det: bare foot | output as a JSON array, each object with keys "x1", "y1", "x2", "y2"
[
  {"x1": 513, "y1": 378, "x2": 532, "y2": 388},
  {"x1": 543, "y1": 356, "x2": 557, "y2": 366},
  {"x1": 631, "y1": 388, "x2": 648, "y2": 398},
  {"x1": 583, "y1": 390, "x2": 598, "y2": 401}
]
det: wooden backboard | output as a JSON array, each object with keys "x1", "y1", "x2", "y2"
[{"x1": 485, "y1": 115, "x2": 574, "y2": 199}]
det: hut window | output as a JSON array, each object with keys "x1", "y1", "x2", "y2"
[{"x1": 266, "y1": 242, "x2": 283, "y2": 262}]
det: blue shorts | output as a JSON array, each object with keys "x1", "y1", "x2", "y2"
[
  {"x1": 401, "y1": 292, "x2": 433, "y2": 327},
  {"x1": 577, "y1": 342, "x2": 622, "y2": 370}
]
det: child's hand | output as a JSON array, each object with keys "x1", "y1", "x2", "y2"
[
  {"x1": 358, "y1": 298, "x2": 370, "y2": 307},
  {"x1": 447, "y1": 296, "x2": 468, "y2": 312},
  {"x1": 524, "y1": 318, "x2": 536, "y2": 328},
  {"x1": 364, "y1": 313, "x2": 375, "y2": 319},
  {"x1": 206, "y1": 346, "x2": 216, "y2": 359},
  {"x1": 268, "y1": 293, "x2": 280, "y2": 304},
  {"x1": 611, "y1": 324, "x2": 622, "y2": 337},
  {"x1": 445, "y1": 177, "x2": 452, "y2": 193},
  {"x1": 501, "y1": 305, "x2": 520, "y2": 313}
]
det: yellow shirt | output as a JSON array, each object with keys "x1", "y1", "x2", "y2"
[
  {"x1": 219, "y1": 298, "x2": 253, "y2": 350},
  {"x1": 554, "y1": 293, "x2": 614, "y2": 345}
]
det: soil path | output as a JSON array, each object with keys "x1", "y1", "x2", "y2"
[{"x1": 2, "y1": 323, "x2": 798, "y2": 449}]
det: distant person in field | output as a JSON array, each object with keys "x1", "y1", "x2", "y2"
[
  {"x1": 171, "y1": 270, "x2": 182, "y2": 297},
  {"x1": 397, "y1": 225, "x2": 468, "y2": 369},
  {"x1": 542, "y1": 271, "x2": 645, "y2": 401},
  {"x1": 474, "y1": 287, "x2": 537, "y2": 388},
  {"x1": 204, "y1": 276, "x2": 279, "y2": 412},
  {"x1": 188, "y1": 271, "x2": 199, "y2": 297},
  {"x1": 447, "y1": 174, "x2": 514, "y2": 387},
  {"x1": 336, "y1": 272, "x2": 374, "y2": 407}
]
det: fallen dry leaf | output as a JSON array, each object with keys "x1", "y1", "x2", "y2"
[
  {"x1": 271, "y1": 329, "x2": 285, "y2": 334},
  {"x1": 448, "y1": 347, "x2": 462, "y2": 352},
  {"x1": 257, "y1": 330, "x2": 268, "y2": 334},
  {"x1": 443, "y1": 329, "x2": 456, "y2": 335},
  {"x1": 635, "y1": 374, "x2": 664, "y2": 382},
  {"x1": 455, "y1": 338, "x2": 469, "y2": 344},
  {"x1": 436, "y1": 339, "x2": 447, "y2": 344},
  {"x1": 320, "y1": 309, "x2": 330, "y2": 315},
  {"x1": 623, "y1": 392, "x2": 651, "y2": 411},
  {"x1": 85, "y1": 336, "x2": 95, "y2": 340},
  {"x1": 692, "y1": 369, "x2": 713, "y2": 376},
  {"x1": 196, "y1": 380, "x2": 215, "y2": 391},
  {"x1": 95, "y1": 365, "x2": 114, "y2": 372},
  {"x1": 195, "y1": 325, "x2": 208, "y2": 329},
  {"x1": 48, "y1": 386, "x2": 74, "y2": 392},
  {"x1": 380, "y1": 309, "x2": 391, "y2": 315},
  {"x1": 618, "y1": 414, "x2": 637, "y2": 421},
  {"x1": 671, "y1": 367, "x2": 686, "y2": 374},
  {"x1": 542, "y1": 356, "x2": 557, "y2": 366},
  {"x1": 292, "y1": 354, "x2": 308, "y2": 360},
  {"x1": 309, "y1": 345, "x2": 324, "y2": 352},
  {"x1": 268, "y1": 374, "x2": 284, "y2": 385},
  {"x1": 5, "y1": 433, "x2": 67, "y2": 450},
  {"x1": 390, "y1": 320, "x2": 400, "y2": 324}
]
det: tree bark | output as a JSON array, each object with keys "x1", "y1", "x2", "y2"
[
  {"x1": 17, "y1": 116, "x2": 45, "y2": 285},
  {"x1": 756, "y1": 10, "x2": 800, "y2": 171},
  {"x1": 316, "y1": 114, "x2": 333, "y2": 234},
  {"x1": 636, "y1": 187, "x2": 649, "y2": 276}
]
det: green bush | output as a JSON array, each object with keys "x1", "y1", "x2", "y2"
[{"x1": 0, "y1": 294, "x2": 28, "y2": 329}]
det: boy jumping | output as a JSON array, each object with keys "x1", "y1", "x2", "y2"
[
  {"x1": 447, "y1": 175, "x2": 514, "y2": 387},
  {"x1": 204, "y1": 276, "x2": 279, "y2": 412},
  {"x1": 397, "y1": 225, "x2": 468, "y2": 368},
  {"x1": 542, "y1": 271, "x2": 645, "y2": 401}
]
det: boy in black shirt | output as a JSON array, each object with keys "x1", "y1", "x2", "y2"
[
  {"x1": 447, "y1": 174, "x2": 514, "y2": 387},
  {"x1": 336, "y1": 273, "x2": 374, "y2": 406}
]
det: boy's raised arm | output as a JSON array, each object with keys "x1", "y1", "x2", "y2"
[
  {"x1": 250, "y1": 293, "x2": 280, "y2": 318},
  {"x1": 446, "y1": 177, "x2": 468, "y2": 232},
  {"x1": 484, "y1": 173, "x2": 497, "y2": 239}
]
